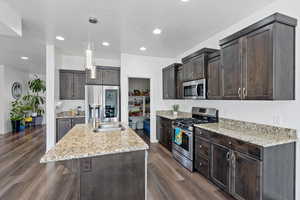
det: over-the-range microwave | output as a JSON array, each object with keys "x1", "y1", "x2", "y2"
[{"x1": 183, "y1": 79, "x2": 206, "y2": 99}]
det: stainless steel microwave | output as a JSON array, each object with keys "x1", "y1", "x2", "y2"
[{"x1": 183, "y1": 79, "x2": 206, "y2": 99}]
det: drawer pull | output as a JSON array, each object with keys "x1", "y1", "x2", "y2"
[
  {"x1": 228, "y1": 141, "x2": 232, "y2": 145},
  {"x1": 199, "y1": 132, "x2": 202, "y2": 135},
  {"x1": 199, "y1": 145, "x2": 202, "y2": 149},
  {"x1": 199, "y1": 162, "x2": 202, "y2": 167}
]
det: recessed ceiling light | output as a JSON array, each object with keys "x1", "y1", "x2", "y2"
[
  {"x1": 21, "y1": 56, "x2": 29, "y2": 60},
  {"x1": 56, "y1": 36, "x2": 65, "y2": 41},
  {"x1": 181, "y1": 0, "x2": 190, "y2": 2},
  {"x1": 140, "y1": 47, "x2": 147, "y2": 51},
  {"x1": 153, "y1": 28, "x2": 162, "y2": 35},
  {"x1": 102, "y1": 42, "x2": 110, "y2": 46}
]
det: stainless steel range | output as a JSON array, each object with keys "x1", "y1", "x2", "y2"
[{"x1": 172, "y1": 107, "x2": 218, "y2": 171}]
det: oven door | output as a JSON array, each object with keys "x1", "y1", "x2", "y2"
[
  {"x1": 172, "y1": 126, "x2": 193, "y2": 160},
  {"x1": 183, "y1": 79, "x2": 206, "y2": 99}
]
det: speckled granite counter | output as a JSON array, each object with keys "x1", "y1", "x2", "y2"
[
  {"x1": 40, "y1": 123, "x2": 149, "y2": 163},
  {"x1": 194, "y1": 118, "x2": 297, "y2": 147},
  {"x1": 56, "y1": 111, "x2": 85, "y2": 119},
  {"x1": 156, "y1": 110, "x2": 192, "y2": 120}
]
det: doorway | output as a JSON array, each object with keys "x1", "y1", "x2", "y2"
[{"x1": 128, "y1": 78, "x2": 150, "y2": 143}]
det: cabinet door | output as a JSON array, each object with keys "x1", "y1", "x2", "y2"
[
  {"x1": 221, "y1": 39, "x2": 242, "y2": 99},
  {"x1": 211, "y1": 144, "x2": 230, "y2": 191},
  {"x1": 60, "y1": 71, "x2": 74, "y2": 100},
  {"x1": 242, "y1": 24, "x2": 273, "y2": 100},
  {"x1": 72, "y1": 117, "x2": 85, "y2": 127},
  {"x1": 207, "y1": 56, "x2": 222, "y2": 99},
  {"x1": 156, "y1": 117, "x2": 162, "y2": 142},
  {"x1": 231, "y1": 151, "x2": 262, "y2": 200},
  {"x1": 182, "y1": 62, "x2": 193, "y2": 82},
  {"x1": 161, "y1": 118, "x2": 172, "y2": 152},
  {"x1": 86, "y1": 69, "x2": 102, "y2": 85},
  {"x1": 162, "y1": 68, "x2": 168, "y2": 99},
  {"x1": 73, "y1": 72, "x2": 86, "y2": 100},
  {"x1": 192, "y1": 55, "x2": 205, "y2": 80},
  {"x1": 168, "y1": 67, "x2": 176, "y2": 99},
  {"x1": 176, "y1": 66, "x2": 184, "y2": 99},
  {"x1": 102, "y1": 69, "x2": 120, "y2": 86},
  {"x1": 56, "y1": 118, "x2": 72, "y2": 142}
]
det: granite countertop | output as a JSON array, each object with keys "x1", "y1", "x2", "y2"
[
  {"x1": 194, "y1": 118, "x2": 297, "y2": 147},
  {"x1": 40, "y1": 123, "x2": 149, "y2": 163},
  {"x1": 56, "y1": 111, "x2": 85, "y2": 119},
  {"x1": 156, "y1": 110, "x2": 192, "y2": 120}
]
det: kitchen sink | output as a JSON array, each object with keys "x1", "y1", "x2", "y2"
[{"x1": 93, "y1": 123, "x2": 125, "y2": 132}]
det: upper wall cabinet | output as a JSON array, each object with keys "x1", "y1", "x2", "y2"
[
  {"x1": 86, "y1": 66, "x2": 120, "y2": 86},
  {"x1": 207, "y1": 51, "x2": 222, "y2": 99},
  {"x1": 220, "y1": 13, "x2": 297, "y2": 100},
  {"x1": 162, "y1": 63, "x2": 181, "y2": 99},
  {"x1": 60, "y1": 70, "x2": 85, "y2": 100},
  {"x1": 181, "y1": 48, "x2": 218, "y2": 82}
]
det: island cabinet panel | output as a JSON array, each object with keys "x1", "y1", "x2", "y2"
[
  {"x1": 162, "y1": 63, "x2": 180, "y2": 99},
  {"x1": 207, "y1": 52, "x2": 222, "y2": 99},
  {"x1": 80, "y1": 151, "x2": 146, "y2": 200},
  {"x1": 156, "y1": 116, "x2": 173, "y2": 152},
  {"x1": 194, "y1": 127, "x2": 295, "y2": 200},
  {"x1": 60, "y1": 70, "x2": 86, "y2": 100},
  {"x1": 220, "y1": 13, "x2": 297, "y2": 100},
  {"x1": 56, "y1": 118, "x2": 72, "y2": 142}
]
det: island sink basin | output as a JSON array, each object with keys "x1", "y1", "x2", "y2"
[{"x1": 93, "y1": 123, "x2": 125, "y2": 132}]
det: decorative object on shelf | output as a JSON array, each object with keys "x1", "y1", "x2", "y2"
[
  {"x1": 172, "y1": 104, "x2": 179, "y2": 116},
  {"x1": 23, "y1": 75, "x2": 46, "y2": 126},
  {"x1": 11, "y1": 82, "x2": 22, "y2": 100}
]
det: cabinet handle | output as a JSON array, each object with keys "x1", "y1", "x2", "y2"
[
  {"x1": 199, "y1": 131, "x2": 202, "y2": 135},
  {"x1": 199, "y1": 162, "x2": 202, "y2": 167},
  {"x1": 199, "y1": 145, "x2": 202, "y2": 149},
  {"x1": 226, "y1": 152, "x2": 230, "y2": 161},
  {"x1": 243, "y1": 88, "x2": 247, "y2": 98},
  {"x1": 238, "y1": 88, "x2": 241, "y2": 98},
  {"x1": 228, "y1": 141, "x2": 232, "y2": 145}
]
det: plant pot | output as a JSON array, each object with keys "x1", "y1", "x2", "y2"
[
  {"x1": 31, "y1": 112, "x2": 38, "y2": 117},
  {"x1": 11, "y1": 120, "x2": 21, "y2": 132},
  {"x1": 173, "y1": 111, "x2": 178, "y2": 116}
]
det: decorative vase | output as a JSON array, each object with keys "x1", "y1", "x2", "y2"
[{"x1": 173, "y1": 111, "x2": 178, "y2": 116}]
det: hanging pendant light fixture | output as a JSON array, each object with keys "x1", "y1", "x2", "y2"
[{"x1": 85, "y1": 17, "x2": 98, "y2": 79}]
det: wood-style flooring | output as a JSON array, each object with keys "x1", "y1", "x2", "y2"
[{"x1": 0, "y1": 126, "x2": 234, "y2": 200}]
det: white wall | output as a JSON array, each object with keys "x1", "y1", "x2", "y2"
[
  {"x1": 0, "y1": 65, "x2": 31, "y2": 134},
  {"x1": 162, "y1": 0, "x2": 300, "y2": 197},
  {"x1": 55, "y1": 55, "x2": 121, "y2": 113},
  {"x1": 120, "y1": 54, "x2": 175, "y2": 142}
]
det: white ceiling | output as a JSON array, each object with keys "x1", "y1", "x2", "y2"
[{"x1": 1, "y1": 0, "x2": 275, "y2": 72}]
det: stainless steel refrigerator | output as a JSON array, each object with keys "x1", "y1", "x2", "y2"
[{"x1": 85, "y1": 85, "x2": 120, "y2": 124}]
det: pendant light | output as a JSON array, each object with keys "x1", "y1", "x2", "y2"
[{"x1": 85, "y1": 17, "x2": 98, "y2": 79}]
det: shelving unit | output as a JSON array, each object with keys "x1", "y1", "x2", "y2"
[{"x1": 128, "y1": 96, "x2": 150, "y2": 129}]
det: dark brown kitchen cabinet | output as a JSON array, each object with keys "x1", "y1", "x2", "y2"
[
  {"x1": 230, "y1": 151, "x2": 262, "y2": 200},
  {"x1": 211, "y1": 143, "x2": 230, "y2": 191},
  {"x1": 56, "y1": 117, "x2": 85, "y2": 142},
  {"x1": 181, "y1": 48, "x2": 218, "y2": 82},
  {"x1": 156, "y1": 116, "x2": 173, "y2": 152},
  {"x1": 207, "y1": 51, "x2": 222, "y2": 99},
  {"x1": 176, "y1": 66, "x2": 184, "y2": 99},
  {"x1": 194, "y1": 127, "x2": 295, "y2": 200},
  {"x1": 60, "y1": 70, "x2": 85, "y2": 100},
  {"x1": 162, "y1": 63, "x2": 181, "y2": 99},
  {"x1": 220, "y1": 13, "x2": 297, "y2": 100},
  {"x1": 86, "y1": 66, "x2": 120, "y2": 86}
]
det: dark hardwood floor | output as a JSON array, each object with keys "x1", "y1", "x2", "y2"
[{"x1": 0, "y1": 126, "x2": 234, "y2": 200}]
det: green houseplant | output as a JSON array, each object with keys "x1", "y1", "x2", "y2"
[
  {"x1": 172, "y1": 104, "x2": 179, "y2": 116},
  {"x1": 23, "y1": 75, "x2": 46, "y2": 126},
  {"x1": 10, "y1": 100, "x2": 27, "y2": 132}
]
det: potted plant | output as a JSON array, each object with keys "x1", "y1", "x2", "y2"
[
  {"x1": 23, "y1": 75, "x2": 46, "y2": 126},
  {"x1": 10, "y1": 100, "x2": 26, "y2": 132},
  {"x1": 172, "y1": 104, "x2": 179, "y2": 116}
]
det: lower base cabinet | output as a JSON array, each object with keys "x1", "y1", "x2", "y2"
[
  {"x1": 56, "y1": 117, "x2": 85, "y2": 142},
  {"x1": 194, "y1": 127, "x2": 295, "y2": 200},
  {"x1": 156, "y1": 116, "x2": 173, "y2": 152}
]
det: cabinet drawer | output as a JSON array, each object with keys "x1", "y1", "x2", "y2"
[
  {"x1": 194, "y1": 127, "x2": 211, "y2": 140},
  {"x1": 194, "y1": 156, "x2": 209, "y2": 178},
  {"x1": 195, "y1": 138, "x2": 210, "y2": 159},
  {"x1": 228, "y1": 138, "x2": 262, "y2": 160}
]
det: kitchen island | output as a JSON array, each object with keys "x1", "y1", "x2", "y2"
[{"x1": 41, "y1": 123, "x2": 149, "y2": 200}]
